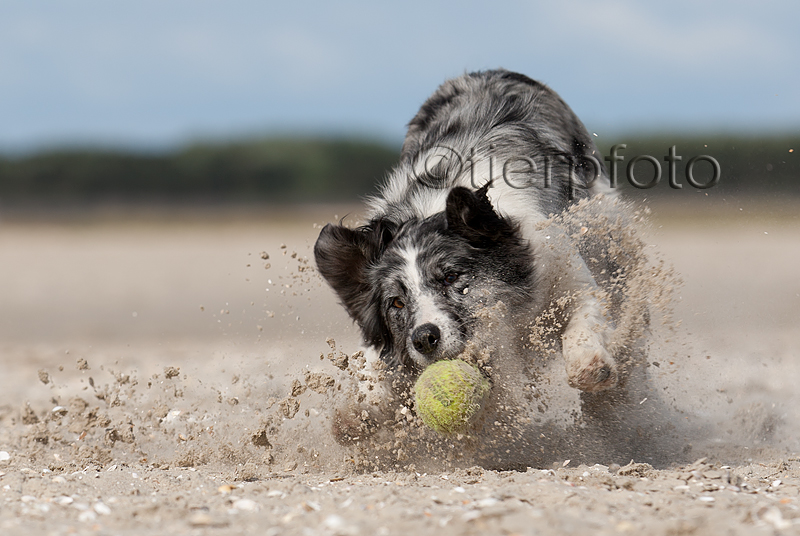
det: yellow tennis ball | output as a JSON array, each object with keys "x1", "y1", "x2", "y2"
[{"x1": 414, "y1": 359, "x2": 490, "y2": 434}]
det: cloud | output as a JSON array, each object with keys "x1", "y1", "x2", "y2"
[
  {"x1": 541, "y1": 0, "x2": 787, "y2": 73},
  {"x1": 0, "y1": 0, "x2": 797, "y2": 149}
]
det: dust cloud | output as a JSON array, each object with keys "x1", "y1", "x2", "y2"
[{"x1": 3, "y1": 199, "x2": 795, "y2": 481}]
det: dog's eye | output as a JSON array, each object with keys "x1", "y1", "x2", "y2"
[
  {"x1": 391, "y1": 297, "x2": 405, "y2": 309},
  {"x1": 443, "y1": 273, "x2": 458, "y2": 286}
]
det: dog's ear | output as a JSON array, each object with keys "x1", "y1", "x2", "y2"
[
  {"x1": 445, "y1": 186, "x2": 516, "y2": 247},
  {"x1": 314, "y1": 220, "x2": 395, "y2": 346}
]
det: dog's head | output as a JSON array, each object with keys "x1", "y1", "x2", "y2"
[{"x1": 314, "y1": 186, "x2": 534, "y2": 374}]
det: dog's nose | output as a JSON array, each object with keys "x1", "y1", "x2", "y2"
[{"x1": 412, "y1": 323, "x2": 440, "y2": 354}]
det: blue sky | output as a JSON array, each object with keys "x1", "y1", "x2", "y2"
[{"x1": 1, "y1": 1, "x2": 798, "y2": 151}]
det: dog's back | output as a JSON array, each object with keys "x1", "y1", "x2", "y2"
[{"x1": 368, "y1": 69, "x2": 611, "y2": 225}]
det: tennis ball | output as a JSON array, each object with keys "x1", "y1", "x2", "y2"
[{"x1": 414, "y1": 359, "x2": 490, "y2": 434}]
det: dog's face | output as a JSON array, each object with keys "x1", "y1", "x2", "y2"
[{"x1": 315, "y1": 187, "x2": 534, "y2": 373}]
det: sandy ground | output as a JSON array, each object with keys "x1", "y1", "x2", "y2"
[{"x1": 0, "y1": 198, "x2": 798, "y2": 535}]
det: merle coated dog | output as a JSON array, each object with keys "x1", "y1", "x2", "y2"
[{"x1": 314, "y1": 69, "x2": 620, "y2": 440}]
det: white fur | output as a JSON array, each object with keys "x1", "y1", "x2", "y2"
[{"x1": 397, "y1": 244, "x2": 465, "y2": 367}]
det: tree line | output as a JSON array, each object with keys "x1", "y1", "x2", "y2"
[{"x1": 0, "y1": 134, "x2": 796, "y2": 205}]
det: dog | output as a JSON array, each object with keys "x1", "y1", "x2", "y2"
[{"x1": 314, "y1": 69, "x2": 623, "y2": 442}]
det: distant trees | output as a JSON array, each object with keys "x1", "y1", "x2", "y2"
[
  {"x1": 0, "y1": 135, "x2": 796, "y2": 205},
  {"x1": 0, "y1": 137, "x2": 400, "y2": 204}
]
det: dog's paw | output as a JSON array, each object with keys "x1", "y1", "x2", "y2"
[
  {"x1": 331, "y1": 405, "x2": 379, "y2": 444},
  {"x1": 563, "y1": 326, "x2": 618, "y2": 393},
  {"x1": 565, "y1": 349, "x2": 618, "y2": 393}
]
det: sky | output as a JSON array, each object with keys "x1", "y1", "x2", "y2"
[{"x1": 1, "y1": 0, "x2": 798, "y2": 152}]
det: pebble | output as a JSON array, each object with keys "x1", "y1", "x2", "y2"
[
  {"x1": 232, "y1": 499, "x2": 258, "y2": 512},
  {"x1": 54, "y1": 496, "x2": 74, "y2": 506},
  {"x1": 300, "y1": 501, "x2": 321, "y2": 512},
  {"x1": 0, "y1": 451, "x2": 10, "y2": 462},
  {"x1": 462, "y1": 511, "x2": 483, "y2": 522},
  {"x1": 93, "y1": 502, "x2": 111, "y2": 515},
  {"x1": 324, "y1": 515, "x2": 346, "y2": 530},
  {"x1": 687, "y1": 458, "x2": 708, "y2": 470}
]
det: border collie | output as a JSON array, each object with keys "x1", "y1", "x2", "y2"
[{"x1": 315, "y1": 70, "x2": 618, "y2": 440}]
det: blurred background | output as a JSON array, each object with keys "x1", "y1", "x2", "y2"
[
  {"x1": 0, "y1": 0, "x2": 797, "y2": 353},
  {"x1": 0, "y1": 0, "x2": 797, "y2": 209}
]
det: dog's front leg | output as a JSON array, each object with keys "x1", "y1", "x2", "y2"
[
  {"x1": 561, "y1": 293, "x2": 618, "y2": 392},
  {"x1": 530, "y1": 227, "x2": 618, "y2": 393}
]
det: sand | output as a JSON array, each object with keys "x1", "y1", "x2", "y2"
[{"x1": 0, "y1": 199, "x2": 798, "y2": 535}]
